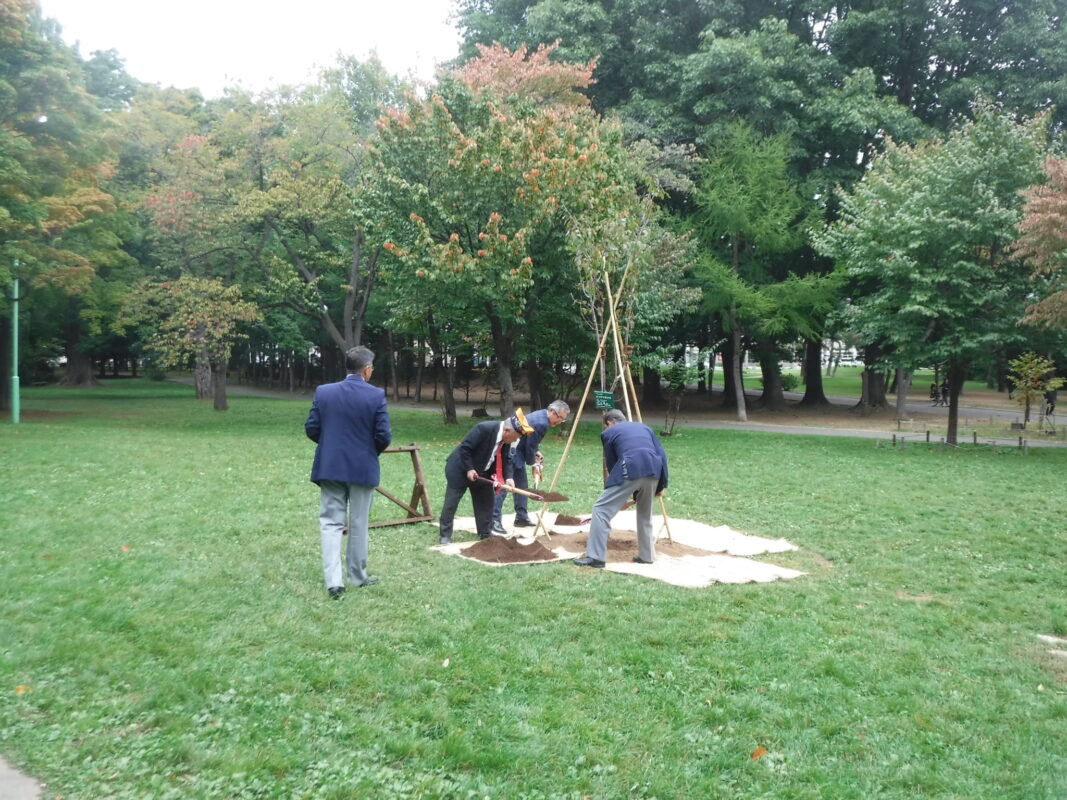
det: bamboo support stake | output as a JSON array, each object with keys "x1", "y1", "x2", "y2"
[
  {"x1": 529, "y1": 262, "x2": 635, "y2": 538},
  {"x1": 604, "y1": 271, "x2": 673, "y2": 544},
  {"x1": 605, "y1": 273, "x2": 633, "y2": 421}
]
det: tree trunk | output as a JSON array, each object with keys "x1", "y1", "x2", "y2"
[
  {"x1": 755, "y1": 342, "x2": 787, "y2": 411},
  {"x1": 426, "y1": 315, "x2": 457, "y2": 424},
  {"x1": 489, "y1": 311, "x2": 516, "y2": 417},
  {"x1": 854, "y1": 345, "x2": 887, "y2": 414},
  {"x1": 59, "y1": 315, "x2": 100, "y2": 387},
  {"x1": 728, "y1": 305, "x2": 747, "y2": 422},
  {"x1": 894, "y1": 367, "x2": 912, "y2": 421},
  {"x1": 194, "y1": 349, "x2": 211, "y2": 399},
  {"x1": 211, "y1": 359, "x2": 229, "y2": 411},
  {"x1": 0, "y1": 320, "x2": 10, "y2": 412},
  {"x1": 946, "y1": 361, "x2": 965, "y2": 445},
  {"x1": 642, "y1": 366, "x2": 663, "y2": 406},
  {"x1": 414, "y1": 336, "x2": 425, "y2": 403},
  {"x1": 387, "y1": 329, "x2": 400, "y2": 403},
  {"x1": 526, "y1": 360, "x2": 545, "y2": 410},
  {"x1": 797, "y1": 338, "x2": 830, "y2": 406},
  {"x1": 61, "y1": 350, "x2": 98, "y2": 387}
]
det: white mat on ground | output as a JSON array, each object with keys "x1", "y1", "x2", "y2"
[{"x1": 443, "y1": 511, "x2": 805, "y2": 587}]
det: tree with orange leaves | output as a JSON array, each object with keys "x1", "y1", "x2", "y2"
[
  {"x1": 367, "y1": 42, "x2": 674, "y2": 420},
  {"x1": 1014, "y1": 156, "x2": 1067, "y2": 330}
]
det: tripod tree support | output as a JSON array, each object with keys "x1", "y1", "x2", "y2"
[
  {"x1": 527, "y1": 266, "x2": 674, "y2": 545},
  {"x1": 603, "y1": 271, "x2": 673, "y2": 544}
]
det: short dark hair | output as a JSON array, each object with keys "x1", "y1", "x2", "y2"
[{"x1": 346, "y1": 346, "x2": 375, "y2": 373}]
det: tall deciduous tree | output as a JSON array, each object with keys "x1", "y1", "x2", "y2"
[
  {"x1": 0, "y1": 0, "x2": 132, "y2": 391},
  {"x1": 814, "y1": 104, "x2": 1046, "y2": 444},
  {"x1": 369, "y1": 43, "x2": 665, "y2": 417},
  {"x1": 690, "y1": 122, "x2": 803, "y2": 421}
]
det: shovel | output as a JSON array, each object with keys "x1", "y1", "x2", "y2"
[{"x1": 474, "y1": 475, "x2": 569, "y2": 503}]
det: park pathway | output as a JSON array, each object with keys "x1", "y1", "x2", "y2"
[
  {"x1": 0, "y1": 756, "x2": 40, "y2": 800},
  {"x1": 171, "y1": 377, "x2": 1067, "y2": 447}
]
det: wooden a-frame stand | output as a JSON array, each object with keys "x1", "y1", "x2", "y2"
[
  {"x1": 370, "y1": 444, "x2": 435, "y2": 528},
  {"x1": 529, "y1": 270, "x2": 672, "y2": 543}
]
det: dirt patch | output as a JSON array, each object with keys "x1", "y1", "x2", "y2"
[
  {"x1": 20, "y1": 409, "x2": 80, "y2": 419},
  {"x1": 461, "y1": 536, "x2": 558, "y2": 563},
  {"x1": 553, "y1": 514, "x2": 585, "y2": 526},
  {"x1": 552, "y1": 528, "x2": 715, "y2": 559},
  {"x1": 895, "y1": 590, "x2": 936, "y2": 602}
]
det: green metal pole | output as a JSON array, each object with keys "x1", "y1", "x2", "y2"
[{"x1": 11, "y1": 275, "x2": 19, "y2": 424}]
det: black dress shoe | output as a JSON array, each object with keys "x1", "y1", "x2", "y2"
[
  {"x1": 491, "y1": 522, "x2": 507, "y2": 533},
  {"x1": 572, "y1": 556, "x2": 605, "y2": 568},
  {"x1": 358, "y1": 576, "x2": 379, "y2": 587},
  {"x1": 513, "y1": 517, "x2": 533, "y2": 527},
  {"x1": 632, "y1": 556, "x2": 653, "y2": 564},
  {"x1": 439, "y1": 536, "x2": 452, "y2": 545},
  {"x1": 328, "y1": 586, "x2": 345, "y2": 599}
]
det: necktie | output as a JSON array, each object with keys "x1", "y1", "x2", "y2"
[{"x1": 493, "y1": 442, "x2": 505, "y2": 490}]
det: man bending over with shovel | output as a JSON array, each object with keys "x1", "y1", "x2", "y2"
[
  {"x1": 573, "y1": 409, "x2": 669, "y2": 568},
  {"x1": 438, "y1": 413, "x2": 532, "y2": 545}
]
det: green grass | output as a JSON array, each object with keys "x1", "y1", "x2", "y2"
[
  {"x1": 765, "y1": 364, "x2": 1005, "y2": 400},
  {"x1": 2, "y1": 380, "x2": 1066, "y2": 799}
]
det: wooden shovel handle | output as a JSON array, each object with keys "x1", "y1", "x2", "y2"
[{"x1": 473, "y1": 475, "x2": 544, "y2": 500}]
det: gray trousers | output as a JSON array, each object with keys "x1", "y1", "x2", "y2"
[
  {"x1": 585, "y1": 476, "x2": 658, "y2": 563},
  {"x1": 318, "y1": 481, "x2": 374, "y2": 588}
]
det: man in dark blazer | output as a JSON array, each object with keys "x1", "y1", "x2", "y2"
[
  {"x1": 439, "y1": 414, "x2": 529, "y2": 545},
  {"x1": 305, "y1": 346, "x2": 392, "y2": 598},
  {"x1": 574, "y1": 409, "x2": 669, "y2": 568},
  {"x1": 491, "y1": 400, "x2": 570, "y2": 531}
]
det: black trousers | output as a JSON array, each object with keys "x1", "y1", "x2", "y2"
[{"x1": 439, "y1": 469, "x2": 495, "y2": 539}]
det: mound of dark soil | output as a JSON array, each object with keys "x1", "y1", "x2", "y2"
[
  {"x1": 462, "y1": 536, "x2": 558, "y2": 564},
  {"x1": 553, "y1": 513, "x2": 585, "y2": 526}
]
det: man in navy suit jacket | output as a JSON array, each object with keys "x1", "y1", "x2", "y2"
[
  {"x1": 574, "y1": 409, "x2": 669, "y2": 568},
  {"x1": 439, "y1": 415, "x2": 527, "y2": 545},
  {"x1": 305, "y1": 346, "x2": 392, "y2": 598}
]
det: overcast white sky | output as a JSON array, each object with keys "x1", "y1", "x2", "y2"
[{"x1": 39, "y1": 0, "x2": 463, "y2": 97}]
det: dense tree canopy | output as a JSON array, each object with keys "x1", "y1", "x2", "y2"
[
  {"x1": 5, "y1": 0, "x2": 1067, "y2": 418},
  {"x1": 814, "y1": 105, "x2": 1046, "y2": 443}
]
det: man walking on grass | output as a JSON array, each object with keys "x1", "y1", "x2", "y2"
[{"x1": 305, "y1": 346, "x2": 392, "y2": 599}]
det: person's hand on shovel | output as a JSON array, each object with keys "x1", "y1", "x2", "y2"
[{"x1": 532, "y1": 451, "x2": 544, "y2": 489}]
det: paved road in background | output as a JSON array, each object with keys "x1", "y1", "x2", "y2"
[{"x1": 173, "y1": 378, "x2": 1063, "y2": 447}]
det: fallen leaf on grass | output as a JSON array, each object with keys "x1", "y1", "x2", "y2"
[
  {"x1": 121, "y1": 545, "x2": 131, "y2": 551},
  {"x1": 751, "y1": 746, "x2": 768, "y2": 760}
]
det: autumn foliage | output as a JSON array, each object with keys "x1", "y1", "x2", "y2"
[
  {"x1": 1014, "y1": 156, "x2": 1067, "y2": 328},
  {"x1": 457, "y1": 41, "x2": 597, "y2": 107}
]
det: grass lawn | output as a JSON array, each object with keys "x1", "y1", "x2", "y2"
[{"x1": 2, "y1": 380, "x2": 1065, "y2": 799}]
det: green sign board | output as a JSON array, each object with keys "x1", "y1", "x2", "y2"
[{"x1": 594, "y1": 391, "x2": 615, "y2": 410}]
